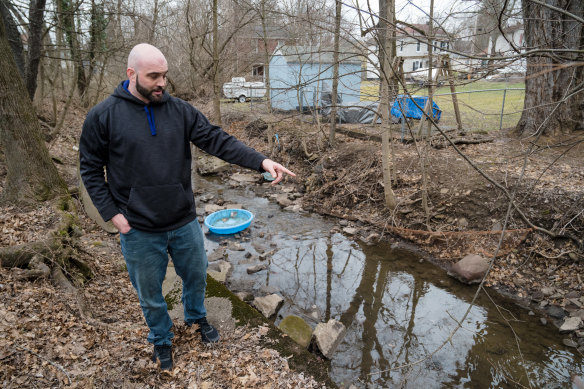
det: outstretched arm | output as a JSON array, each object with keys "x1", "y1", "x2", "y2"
[{"x1": 261, "y1": 159, "x2": 296, "y2": 185}]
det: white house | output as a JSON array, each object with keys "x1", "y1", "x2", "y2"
[
  {"x1": 492, "y1": 24, "x2": 525, "y2": 56},
  {"x1": 366, "y1": 23, "x2": 451, "y2": 80}
]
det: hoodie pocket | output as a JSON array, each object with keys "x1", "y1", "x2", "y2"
[{"x1": 126, "y1": 184, "x2": 193, "y2": 228}]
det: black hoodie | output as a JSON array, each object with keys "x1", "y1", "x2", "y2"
[{"x1": 79, "y1": 81, "x2": 267, "y2": 232}]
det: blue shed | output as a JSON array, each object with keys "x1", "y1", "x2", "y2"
[{"x1": 269, "y1": 45, "x2": 363, "y2": 111}]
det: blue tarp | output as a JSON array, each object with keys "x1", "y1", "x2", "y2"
[
  {"x1": 321, "y1": 95, "x2": 442, "y2": 124},
  {"x1": 390, "y1": 95, "x2": 441, "y2": 122}
]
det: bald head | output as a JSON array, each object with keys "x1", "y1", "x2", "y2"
[
  {"x1": 126, "y1": 44, "x2": 169, "y2": 104},
  {"x1": 127, "y1": 43, "x2": 167, "y2": 72}
]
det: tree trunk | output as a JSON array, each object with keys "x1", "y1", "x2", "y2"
[
  {"x1": 211, "y1": 0, "x2": 221, "y2": 124},
  {"x1": 420, "y1": 0, "x2": 435, "y2": 227},
  {"x1": 260, "y1": 0, "x2": 273, "y2": 113},
  {"x1": 0, "y1": 15, "x2": 68, "y2": 204},
  {"x1": 379, "y1": 0, "x2": 397, "y2": 209},
  {"x1": 0, "y1": 0, "x2": 25, "y2": 78},
  {"x1": 25, "y1": 0, "x2": 47, "y2": 101},
  {"x1": 516, "y1": 0, "x2": 584, "y2": 136},
  {"x1": 148, "y1": 0, "x2": 159, "y2": 43},
  {"x1": 329, "y1": 0, "x2": 341, "y2": 146},
  {"x1": 61, "y1": 0, "x2": 87, "y2": 99}
]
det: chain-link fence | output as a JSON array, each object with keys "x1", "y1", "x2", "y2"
[
  {"x1": 431, "y1": 83, "x2": 525, "y2": 132},
  {"x1": 360, "y1": 80, "x2": 525, "y2": 132}
]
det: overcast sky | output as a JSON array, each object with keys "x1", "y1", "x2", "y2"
[{"x1": 346, "y1": 0, "x2": 481, "y2": 31}]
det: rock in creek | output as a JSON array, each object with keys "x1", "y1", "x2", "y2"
[
  {"x1": 227, "y1": 242, "x2": 245, "y2": 251},
  {"x1": 204, "y1": 203, "x2": 243, "y2": 214},
  {"x1": 252, "y1": 243, "x2": 266, "y2": 254},
  {"x1": 311, "y1": 319, "x2": 347, "y2": 359},
  {"x1": 207, "y1": 248, "x2": 226, "y2": 262},
  {"x1": 253, "y1": 294, "x2": 284, "y2": 318},
  {"x1": 247, "y1": 263, "x2": 268, "y2": 274},
  {"x1": 235, "y1": 291, "x2": 254, "y2": 302},
  {"x1": 275, "y1": 194, "x2": 293, "y2": 207},
  {"x1": 230, "y1": 173, "x2": 258, "y2": 183},
  {"x1": 342, "y1": 227, "x2": 358, "y2": 236},
  {"x1": 545, "y1": 305, "x2": 567, "y2": 320},
  {"x1": 562, "y1": 338, "x2": 579, "y2": 348},
  {"x1": 196, "y1": 155, "x2": 231, "y2": 175},
  {"x1": 278, "y1": 315, "x2": 313, "y2": 348},
  {"x1": 448, "y1": 254, "x2": 489, "y2": 284},
  {"x1": 560, "y1": 317, "x2": 582, "y2": 333},
  {"x1": 207, "y1": 260, "x2": 232, "y2": 283}
]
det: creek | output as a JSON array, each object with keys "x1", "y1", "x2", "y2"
[{"x1": 196, "y1": 173, "x2": 584, "y2": 388}]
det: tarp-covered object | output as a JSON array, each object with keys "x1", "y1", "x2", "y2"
[
  {"x1": 322, "y1": 95, "x2": 441, "y2": 124},
  {"x1": 321, "y1": 101, "x2": 389, "y2": 124},
  {"x1": 391, "y1": 95, "x2": 441, "y2": 122}
]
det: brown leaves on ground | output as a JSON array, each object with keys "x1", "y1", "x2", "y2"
[
  {"x1": 0, "y1": 200, "x2": 324, "y2": 388},
  {"x1": 0, "y1": 222, "x2": 325, "y2": 388}
]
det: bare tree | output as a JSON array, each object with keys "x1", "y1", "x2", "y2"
[
  {"x1": 184, "y1": 0, "x2": 255, "y2": 120},
  {"x1": 328, "y1": 0, "x2": 341, "y2": 145},
  {"x1": 378, "y1": 0, "x2": 398, "y2": 209}
]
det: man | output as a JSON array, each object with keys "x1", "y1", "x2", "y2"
[{"x1": 79, "y1": 43, "x2": 295, "y2": 371}]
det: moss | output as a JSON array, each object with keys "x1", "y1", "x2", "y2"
[
  {"x1": 205, "y1": 275, "x2": 265, "y2": 327},
  {"x1": 278, "y1": 315, "x2": 313, "y2": 348},
  {"x1": 164, "y1": 286, "x2": 182, "y2": 311},
  {"x1": 205, "y1": 276, "x2": 337, "y2": 388}
]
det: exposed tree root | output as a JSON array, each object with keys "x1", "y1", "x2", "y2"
[
  {"x1": 0, "y1": 196, "x2": 94, "y2": 319},
  {"x1": 51, "y1": 265, "x2": 94, "y2": 319}
]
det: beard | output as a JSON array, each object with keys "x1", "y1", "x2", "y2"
[{"x1": 136, "y1": 75, "x2": 164, "y2": 103}]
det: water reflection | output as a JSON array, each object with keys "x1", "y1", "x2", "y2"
[
  {"x1": 196, "y1": 175, "x2": 583, "y2": 388},
  {"x1": 272, "y1": 235, "x2": 489, "y2": 388}
]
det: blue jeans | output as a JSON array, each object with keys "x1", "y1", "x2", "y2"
[{"x1": 120, "y1": 219, "x2": 208, "y2": 346}]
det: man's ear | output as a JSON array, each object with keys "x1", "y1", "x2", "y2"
[{"x1": 127, "y1": 67, "x2": 136, "y2": 81}]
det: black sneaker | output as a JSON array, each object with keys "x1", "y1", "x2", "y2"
[
  {"x1": 194, "y1": 317, "x2": 220, "y2": 344},
  {"x1": 152, "y1": 345, "x2": 173, "y2": 371}
]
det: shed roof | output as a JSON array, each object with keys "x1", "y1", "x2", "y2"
[{"x1": 276, "y1": 45, "x2": 363, "y2": 65}]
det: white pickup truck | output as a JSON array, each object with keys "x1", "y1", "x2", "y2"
[{"x1": 222, "y1": 77, "x2": 266, "y2": 103}]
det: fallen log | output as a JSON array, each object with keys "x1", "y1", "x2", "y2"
[{"x1": 431, "y1": 136, "x2": 495, "y2": 149}]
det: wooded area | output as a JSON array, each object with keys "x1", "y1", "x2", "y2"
[{"x1": 0, "y1": 0, "x2": 583, "y2": 386}]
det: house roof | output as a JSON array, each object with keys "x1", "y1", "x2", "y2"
[
  {"x1": 276, "y1": 45, "x2": 363, "y2": 65},
  {"x1": 397, "y1": 23, "x2": 449, "y2": 38}
]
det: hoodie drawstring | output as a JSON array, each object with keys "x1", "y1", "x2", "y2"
[
  {"x1": 144, "y1": 106, "x2": 157, "y2": 136},
  {"x1": 121, "y1": 80, "x2": 158, "y2": 136}
]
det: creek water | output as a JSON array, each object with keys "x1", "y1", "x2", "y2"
[{"x1": 196, "y1": 174, "x2": 583, "y2": 388}]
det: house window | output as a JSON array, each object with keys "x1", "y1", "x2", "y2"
[
  {"x1": 440, "y1": 41, "x2": 448, "y2": 50},
  {"x1": 416, "y1": 41, "x2": 421, "y2": 52},
  {"x1": 400, "y1": 41, "x2": 403, "y2": 52},
  {"x1": 252, "y1": 64, "x2": 264, "y2": 77},
  {"x1": 413, "y1": 61, "x2": 419, "y2": 71}
]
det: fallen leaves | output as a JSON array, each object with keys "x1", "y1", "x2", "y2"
[{"x1": 0, "y1": 220, "x2": 326, "y2": 388}]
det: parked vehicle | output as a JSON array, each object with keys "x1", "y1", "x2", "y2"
[
  {"x1": 408, "y1": 67, "x2": 444, "y2": 87},
  {"x1": 222, "y1": 77, "x2": 266, "y2": 102}
]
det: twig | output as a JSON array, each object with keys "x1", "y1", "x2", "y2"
[
  {"x1": 14, "y1": 345, "x2": 71, "y2": 385},
  {"x1": 535, "y1": 250, "x2": 575, "y2": 260}
]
